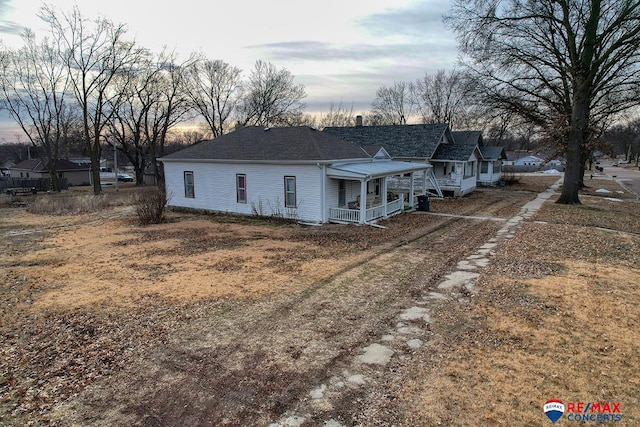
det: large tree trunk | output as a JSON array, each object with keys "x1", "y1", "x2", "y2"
[
  {"x1": 558, "y1": 135, "x2": 582, "y2": 204},
  {"x1": 557, "y1": 88, "x2": 590, "y2": 204}
]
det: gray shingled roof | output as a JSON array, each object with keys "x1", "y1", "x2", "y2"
[
  {"x1": 12, "y1": 159, "x2": 89, "y2": 171},
  {"x1": 479, "y1": 146, "x2": 507, "y2": 160},
  {"x1": 323, "y1": 123, "x2": 449, "y2": 159},
  {"x1": 431, "y1": 142, "x2": 479, "y2": 161},
  {"x1": 161, "y1": 126, "x2": 370, "y2": 162},
  {"x1": 452, "y1": 130, "x2": 483, "y2": 146}
]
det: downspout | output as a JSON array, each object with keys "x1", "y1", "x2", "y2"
[
  {"x1": 410, "y1": 171, "x2": 415, "y2": 208},
  {"x1": 320, "y1": 164, "x2": 326, "y2": 223}
]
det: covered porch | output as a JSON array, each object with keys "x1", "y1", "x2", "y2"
[{"x1": 325, "y1": 161, "x2": 433, "y2": 224}]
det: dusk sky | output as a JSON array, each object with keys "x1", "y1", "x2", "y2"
[{"x1": 0, "y1": 0, "x2": 459, "y2": 141}]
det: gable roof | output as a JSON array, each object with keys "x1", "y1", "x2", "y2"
[
  {"x1": 479, "y1": 146, "x2": 507, "y2": 160},
  {"x1": 323, "y1": 123, "x2": 449, "y2": 159},
  {"x1": 431, "y1": 141, "x2": 480, "y2": 162},
  {"x1": 11, "y1": 158, "x2": 90, "y2": 172},
  {"x1": 161, "y1": 126, "x2": 370, "y2": 162},
  {"x1": 452, "y1": 130, "x2": 483, "y2": 146}
]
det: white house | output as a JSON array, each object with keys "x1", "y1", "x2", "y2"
[
  {"x1": 451, "y1": 131, "x2": 506, "y2": 186},
  {"x1": 325, "y1": 122, "x2": 499, "y2": 197},
  {"x1": 160, "y1": 126, "x2": 433, "y2": 225},
  {"x1": 514, "y1": 155, "x2": 544, "y2": 167},
  {"x1": 478, "y1": 146, "x2": 507, "y2": 185},
  {"x1": 324, "y1": 123, "x2": 459, "y2": 198},
  {"x1": 429, "y1": 139, "x2": 481, "y2": 197}
]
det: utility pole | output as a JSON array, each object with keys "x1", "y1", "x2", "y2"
[{"x1": 114, "y1": 144, "x2": 119, "y2": 192}]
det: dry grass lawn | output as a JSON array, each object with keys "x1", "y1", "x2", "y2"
[
  {"x1": 379, "y1": 186, "x2": 640, "y2": 426},
  {"x1": 1, "y1": 176, "x2": 639, "y2": 426}
]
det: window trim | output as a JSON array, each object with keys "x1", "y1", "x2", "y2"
[
  {"x1": 184, "y1": 171, "x2": 195, "y2": 198},
  {"x1": 284, "y1": 176, "x2": 296, "y2": 208},
  {"x1": 236, "y1": 173, "x2": 247, "y2": 203}
]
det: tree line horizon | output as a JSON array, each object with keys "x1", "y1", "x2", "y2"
[{"x1": 1, "y1": 1, "x2": 639, "y2": 203}]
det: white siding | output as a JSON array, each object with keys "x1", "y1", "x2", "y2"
[
  {"x1": 164, "y1": 161, "x2": 324, "y2": 222},
  {"x1": 326, "y1": 178, "x2": 362, "y2": 208},
  {"x1": 325, "y1": 177, "x2": 340, "y2": 209},
  {"x1": 478, "y1": 161, "x2": 502, "y2": 184}
]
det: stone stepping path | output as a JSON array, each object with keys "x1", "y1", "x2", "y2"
[{"x1": 269, "y1": 179, "x2": 563, "y2": 427}]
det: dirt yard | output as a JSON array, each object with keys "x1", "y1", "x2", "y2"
[{"x1": 1, "y1": 175, "x2": 638, "y2": 426}]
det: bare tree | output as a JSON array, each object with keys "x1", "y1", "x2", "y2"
[
  {"x1": 40, "y1": 5, "x2": 143, "y2": 194},
  {"x1": 184, "y1": 57, "x2": 242, "y2": 138},
  {"x1": 108, "y1": 49, "x2": 192, "y2": 185},
  {"x1": 317, "y1": 101, "x2": 356, "y2": 129},
  {"x1": 371, "y1": 81, "x2": 412, "y2": 125},
  {"x1": 411, "y1": 69, "x2": 474, "y2": 129},
  {"x1": 238, "y1": 60, "x2": 307, "y2": 127},
  {"x1": 603, "y1": 116, "x2": 640, "y2": 164},
  {"x1": 447, "y1": 0, "x2": 640, "y2": 204},
  {"x1": 0, "y1": 31, "x2": 75, "y2": 191}
]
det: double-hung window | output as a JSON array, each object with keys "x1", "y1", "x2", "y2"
[
  {"x1": 184, "y1": 171, "x2": 194, "y2": 198},
  {"x1": 284, "y1": 176, "x2": 296, "y2": 208},
  {"x1": 236, "y1": 174, "x2": 247, "y2": 203}
]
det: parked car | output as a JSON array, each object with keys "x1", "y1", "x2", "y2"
[{"x1": 117, "y1": 173, "x2": 133, "y2": 182}]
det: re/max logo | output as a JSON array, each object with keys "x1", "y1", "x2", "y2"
[{"x1": 566, "y1": 402, "x2": 621, "y2": 413}]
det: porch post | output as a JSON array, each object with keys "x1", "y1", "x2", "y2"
[
  {"x1": 382, "y1": 176, "x2": 388, "y2": 216},
  {"x1": 409, "y1": 172, "x2": 415, "y2": 208},
  {"x1": 422, "y1": 168, "x2": 427, "y2": 195},
  {"x1": 359, "y1": 179, "x2": 367, "y2": 224}
]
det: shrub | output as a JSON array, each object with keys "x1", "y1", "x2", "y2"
[
  {"x1": 135, "y1": 187, "x2": 168, "y2": 225},
  {"x1": 501, "y1": 169, "x2": 522, "y2": 185}
]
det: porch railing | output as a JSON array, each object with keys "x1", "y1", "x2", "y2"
[
  {"x1": 438, "y1": 178, "x2": 460, "y2": 187},
  {"x1": 328, "y1": 207, "x2": 361, "y2": 223},
  {"x1": 328, "y1": 195, "x2": 404, "y2": 224},
  {"x1": 386, "y1": 195, "x2": 404, "y2": 215},
  {"x1": 366, "y1": 204, "x2": 386, "y2": 222}
]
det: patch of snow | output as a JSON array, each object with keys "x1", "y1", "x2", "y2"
[
  {"x1": 604, "y1": 197, "x2": 623, "y2": 202},
  {"x1": 595, "y1": 188, "x2": 612, "y2": 193},
  {"x1": 407, "y1": 339, "x2": 424, "y2": 349},
  {"x1": 357, "y1": 343, "x2": 394, "y2": 365},
  {"x1": 542, "y1": 169, "x2": 560, "y2": 174},
  {"x1": 309, "y1": 384, "x2": 326, "y2": 399}
]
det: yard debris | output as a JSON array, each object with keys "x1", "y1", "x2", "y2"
[{"x1": 2, "y1": 176, "x2": 637, "y2": 425}]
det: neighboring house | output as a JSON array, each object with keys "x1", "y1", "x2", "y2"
[
  {"x1": 503, "y1": 153, "x2": 546, "y2": 173},
  {"x1": 514, "y1": 155, "x2": 544, "y2": 167},
  {"x1": 478, "y1": 146, "x2": 507, "y2": 185},
  {"x1": 160, "y1": 126, "x2": 433, "y2": 225},
  {"x1": 543, "y1": 158, "x2": 565, "y2": 171},
  {"x1": 451, "y1": 130, "x2": 506, "y2": 186},
  {"x1": 429, "y1": 139, "x2": 481, "y2": 197},
  {"x1": 326, "y1": 122, "x2": 485, "y2": 197},
  {"x1": 9, "y1": 158, "x2": 91, "y2": 186}
]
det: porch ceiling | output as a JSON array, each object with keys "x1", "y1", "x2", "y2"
[{"x1": 326, "y1": 160, "x2": 430, "y2": 180}]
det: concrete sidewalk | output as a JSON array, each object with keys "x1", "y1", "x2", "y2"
[{"x1": 269, "y1": 178, "x2": 564, "y2": 427}]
